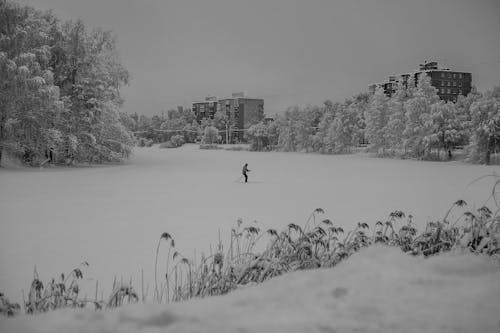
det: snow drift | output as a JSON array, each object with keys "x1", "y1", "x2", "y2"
[{"x1": 2, "y1": 246, "x2": 499, "y2": 333}]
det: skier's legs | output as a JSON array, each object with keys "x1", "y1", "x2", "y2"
[{"x1": 244, "y1": 173, "x2": 248, "y2": 183}]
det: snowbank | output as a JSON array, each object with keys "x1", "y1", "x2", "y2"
[{"x1": 2, "y1": 246, "x2": 499, "y2": 333}]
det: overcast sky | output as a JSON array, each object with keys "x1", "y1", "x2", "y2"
[{"x1": 23, "y1": 0, "x2": 500, "y2": 116}]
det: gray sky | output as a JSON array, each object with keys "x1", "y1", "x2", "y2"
[{"x1": 23, "y1": 0, "x2": 500, "y2": 116}]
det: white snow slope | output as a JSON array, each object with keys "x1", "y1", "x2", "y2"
[
  {"x1": 0, "y1": 145, "x2": 497, "y2": 302},
  {"x1": 2, "y1": 246, "x2": 500, "y2": 333}
]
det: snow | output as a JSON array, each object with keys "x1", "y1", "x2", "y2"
[
  {"x1": 0, "y1": 144, "x2": 497, "y2": 303},
  {"x1": 1, "y1": 246, "x2": 499, "y2": 332}
]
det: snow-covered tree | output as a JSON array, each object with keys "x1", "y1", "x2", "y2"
[
  {"x1": 293, "y1": 105, "x2": 322, "y2": 152},
  {"x1": 202, "y1": 126, "x2": 219, "y2": 144},
  {"x1": 0, "y1": 1, "x2": 132, "y2": 165},
  {"x1": 366, "y1": 87, "x2": 389, "y2": 153},
  {"x1": 277, "y1": 120, "x2": 297, "y2": 152},
  {"x1": 212, "y1": 109, "x2": 237, "y2": 143},
  {"x1": 402, "y1": 73, "x2": 440, "y2": 158},
  {"x1": 454, "y1": 86, "x2": 482, "y2": 145},
  {"x1": 385, "y1": 82, "x2": 408, "y2": 152},
  {"x1": 119, "y1": 112, "x2": 137, "y2": 132},
  {"x1": 246, "y1": 122, "x2": 269, "y2": 151},
  {"x1": 429, "y1": 102, "x2": 465, "y2": 159},
  {"x1": 183, "y1": 120, "x2": 200, "y2": 143},
  {"x1": 313, "y1": 101, "x2": 339, "y2": 153},
  {"x1": 466, "y1": 87, "x2": 500, "y2": 164},
  {"x1": 322, "y1": 103, "x2": 360, "y2": 154},
  {"x1": 349, "y1": 93, "x2": 370, "y2": 145},
  {"x1": 0, "y1": 2, "x2": 66, "y2": 165},
  {"x1": 265, "y1": 118, "x2": 280, "y2": 148}
]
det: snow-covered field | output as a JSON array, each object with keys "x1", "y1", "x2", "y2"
[
  {"x1": 0, "y1": 144, "x2": 497, "y2": 303},
  {"x1": 2, "y1": 246, "x2": 500, "y2": 332}
]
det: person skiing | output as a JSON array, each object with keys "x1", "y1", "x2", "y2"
[{"x1": 242, "y1": 163, "x2": 250, "y2": 183}]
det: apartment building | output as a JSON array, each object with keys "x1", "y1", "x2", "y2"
[
  {"x1": 369, "y1": 61, "x2": 472, "y2": 102},
  {"x1": 192, "y1": 92, "x2": 264, "y2": 142}
]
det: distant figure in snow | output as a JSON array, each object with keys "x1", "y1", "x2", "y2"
[{"x1": 242, "y1": 163, "x2": 250, "y2": 183}]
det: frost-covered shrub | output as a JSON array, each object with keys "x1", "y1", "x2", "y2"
[
  {"x1": 246, "y1": 122, "x2": 269, "y2": 151},
  {"x1": 0, "y1": 292, "x2": 20, "y2": 317},
  {"x1": 137, "y1": 138, "x2": 146, "y2": 147},
  {"x1": 159, "y1": 135, "x2": 185, "y2": 149},
  {"x1": 159, "y1": 141, "x2": 174, "y2": 148},
  {"x1": 137, "y1": 138, "x2": 154, "y2": 147},
  {"x1": 202, "y1": 126, "x2": 219, "y2": 144},
  {"x1": 171, "y1": 135, "x2": 185, "y2": 147}
]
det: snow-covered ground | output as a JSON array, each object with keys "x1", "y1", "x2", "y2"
[
  {"x1": 2, "y1": 246, "x2": 499, "y2": 332},
  {"x1": 0, "y1": 145, "x2": 497, "y2": 303}
]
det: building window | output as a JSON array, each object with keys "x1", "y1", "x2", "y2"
[
  {"x1": 441, "y1": 72, "x2": 445, "y2": 78},
  {"x1": 440, "y1": 81, "x2": 445, "y2": 86},
  {"x1": 453, "y1": 81, "x2": 456, "y2": 87},
  {"x1": 459, "y1": 73, "x2": 463, "y2": 79},
  {"x1": 458, "y1": 89, "x2": 462, "y2": 95},
  {"x1": 458, "y1": 81, "x2": 462, "y2": 87},
  {"x1": 447, "y1": 88, "x2": 451, "y2": 94},
  {"x1": 440, "y1": 88, "x2": 444, "y2": 94}
]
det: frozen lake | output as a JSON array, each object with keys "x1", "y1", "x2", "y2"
[{"x1": 0, "y1": 145, "x2": 497, "y2": 301}]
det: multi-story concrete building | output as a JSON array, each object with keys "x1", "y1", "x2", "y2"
[
  {"x1": 369, "y1": 61, "x2": 472, "y2": 102},
  {"x1": 192, "y1": 92, "x2": 264, "y2": 142},
  {"x1": 192, "y1": 96, "x2": 218, "y2": 123}
]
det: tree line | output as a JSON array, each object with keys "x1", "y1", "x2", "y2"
[
  {"x1": 122, "y1": 106, "x2": 242, "y2": 146},
  {"x1": 125, "y1": 73, "x2": 499, "y2": 164},
  {"x1": 246, "y1": 75, "x2": 500, "y2": 164},
  {"x1": 0, "y1": 0, "x2": 133, "y2": 166}
]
